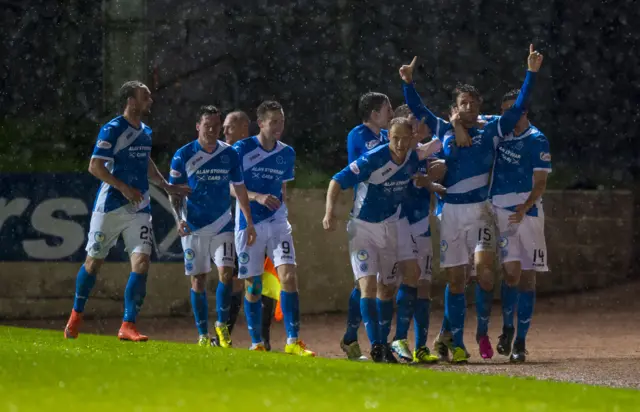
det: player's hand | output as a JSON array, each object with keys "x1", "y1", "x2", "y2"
[
  {"x1": 427, "y1": 160, "x2": 447, "y2": 182},
  {"x1": 163, "y1": 182, "x2": 191, "y2": 197},
  {"x1": 508, "y1": 204, "x2": 527, "y2": 224},
  {"x1": 245, "y1": 225, "x2": 257, "y2": 246},
  {"x1": 527, "y1": 44, "x2": 543, "y2": 72},
  {"x1": 322, "y1": 213, "x2": 336, "y2": 232},
  {"x1": 121, "y1": 185, "x2": 144, "y2": 205},
  {"x1": 451, "y1": 109, "x2": 472, "y2": 148},
  {"x1": 254, "y1": 193, "x2": 281, "y2": 211},
  {"x1": 177, "y1": 220, "x2": 190, "y2": 237},
  {"x1": 399, "y1": 56, "x2": 417, "y2": 84}
]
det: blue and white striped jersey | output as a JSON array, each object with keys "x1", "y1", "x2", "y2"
[
  {"x1": 347, "y1": 124, "x2": 389, "y2": 163},
  {"x1": 169, "y1": 140, "x2": 244, "y2": 234},
  {"x1": 91, "y1": 115, "x2": 152, "y2": 214}
]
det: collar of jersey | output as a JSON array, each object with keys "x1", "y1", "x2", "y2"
[
  {"x1": 119, "y1": 115, "x2": 143, "y2": 131},
  {"x1": 502, "y1": 123, "x2": 534, "y2": 141},
  {"x1": 252, "y1": 135, "x2": 279, "y2": 153},
  {"x1": 194, "y1": 138, "x2": 219, "y2": 154}
]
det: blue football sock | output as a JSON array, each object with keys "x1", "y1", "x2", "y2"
[
  {"x1": 216, "y1": 281, "x2": 232, "y2": 325},
  {"x1": 440, "y1": 284, "x2": 451, "y2": 333},
  {"x1": 377, "y1": 298, "x2": 394, "y2": 344},
  {"x1": 343, "y1": 287, "x2": 362, "y2": 344},
  {"x1": 446, "y1": 286, "x2": 466, "y2": 349},
  {"x1": 516, "y1": 290, "x2": 535, "y2": 341},
  {"x1": 360, "y1": 297, "x2": 379, "y2": 345},
  {"x1": 501, "y1": 280, "x2": 518, "y2": 329},
  {"x1": 475, "y1": 283, "x2": 493, "y2": 338},
  {"x1": 414, "y1": 298, "x2": 431, "y2": 349},
  {"x1": 394, "y1": 284, "x2": 417, "y2": 341},
  {"x1": 244, "y1": 297, "x2": 263, "y2": 344},
  {"x1": 123, "y1": 272, "x2": 147, "y2": 323},
  {"x1": 280, "y1": 291, "x2": 300, "y2": 339},
  {"x1": 72, "y1": 265, "x2": 96, "y2": 313},
  {"x1": 190, "y1": 289, "x2": 209, "y2": 336}
]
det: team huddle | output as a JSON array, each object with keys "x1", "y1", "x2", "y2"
[{"x1": 64, "y1": 44, "x2": 549, "y2": 364}]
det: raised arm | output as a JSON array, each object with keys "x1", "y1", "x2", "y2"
[
  {"x1": 400, "y1": 56, "x2": 446, "y2": 135},
  {"x1": 498, "y1": 44, "x2": 543, "y2": 137}
]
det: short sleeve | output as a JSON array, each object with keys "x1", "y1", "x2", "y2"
[
  {"x1": 91, "y1": 125, "x2": 118, "y2": 161},
  {"x1": 229, "y1": 149, "x2": 244, "y2": 185},
  {"x1": 531, "y1": 135, "x2": 552, "y2": 172},
  {"x1": 333, "y1": 155, "x2": 375, "y2": 190},
  {"x1": 169, "y1": 150, "x2": 187, "y2": 185},
  {"x1": 347, "y1": 130, "x2": 364, "y2": 163},
  {"x1": 282, "y1": 147, "x2": 295, "y2": 182}
]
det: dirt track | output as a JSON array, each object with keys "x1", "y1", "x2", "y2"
[{"x1": 5, "y1": 282, "x2": 640, "y2": 389}]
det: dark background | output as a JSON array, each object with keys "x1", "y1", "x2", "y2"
[{"x1": 1, "y1": 0, "x2": 639, "y2": 188}]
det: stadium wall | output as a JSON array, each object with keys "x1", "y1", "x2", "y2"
[{"x1": 0, "y1": 188, "x2": 633, "y2": 319}]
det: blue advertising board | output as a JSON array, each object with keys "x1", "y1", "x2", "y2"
[{"x1": 0, "y1": 173, "x2": 183, "y2": 262}]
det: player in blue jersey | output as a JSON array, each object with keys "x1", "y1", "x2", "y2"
[
  {"x1": 168, "y1": 106, "x2": 257, "y2": 348},
  {"x1": 490, "y1": 89, "x2": 551, "y2": 362},
  {"x1": 323, "y1": 117, "x2": 442, "y2": 362},
  {"x1": 64, "y1": 80, "x2": 190, "y2": 341},
  {"x1": 340, "y1": 92, "x2": 393, "y2": 361},
  {"x1": 388, "y1": 105, "x2": 445, "y2": 364},
  {"x1": 400, "y1": 45, "x2": 544, "y2": 362},
  {"x1": 232, "y1": 101, "x2": 315, "y2": 356}
]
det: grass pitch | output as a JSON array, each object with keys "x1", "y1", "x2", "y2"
[{"x1": 0, "y1": 326, "x2": 637, "y2": 411}]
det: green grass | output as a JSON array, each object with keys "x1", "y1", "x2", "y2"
[{"x1": 0, "y1": 327, "x2": 638, "y2": 411}]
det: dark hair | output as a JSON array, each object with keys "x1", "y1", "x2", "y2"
[
  {"x1": 256, "y1": 101, "x2": 283, "y2": 120},
  {"x1": 197, "y1": 105, "x2": 221, "y2": 122},
  {"x1": 393, "y1": 104, "x2": 412, "y2": 119},
  {"x1": 389, "y1": 116, "x2": 412, "y2": 131},
  {"x1": 118, "y1": 80, "x2": 146, "y2": 111},
  {"x1": 226, "y1": 110, "x2": 250, "y2": 124},
  {"x1": 358, "y1": 92, "x2": 389, "y2": 122},
  {"x1": 452, "y1": 83, "x2": 482, "y2": 105},
  {"x1": 502, "y1": 89, "x2": 520, "y2": 103}
]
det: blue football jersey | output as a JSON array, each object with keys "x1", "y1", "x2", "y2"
[
  {"x1": 347, "y1": 124, "x2": 389, "y2": 163},
  {"x1": 233, "y1": 136, "x2": 295, "y2": 229},
  {"x1": 403, "y1": 159, "x2": 432, "y2": 237},
  {"x1": 490, "y1": 125, "x2": 552, "y2": 217},
  {"x1": 403, "y1": 71, "x2": 537, "y2": 205},
  {"x1": 333, "y1": 144, "x2": 420, "y2": 223},
  {"x1": 169, "y1": 140, "x2": 243, "y2": 234},
  {"x1": 91, "y1": 115, "x2": 152, "y2": 213}
]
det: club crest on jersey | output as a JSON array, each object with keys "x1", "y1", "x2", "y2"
[
  {"x1": 96, "y1": 140, "x2": 112, "y2": 150},
  {"x1": 540, "y1": 152, "x2": 551, "y2": 162},
  {"x1": 349, "y1": 161, "x2": 360, "y2": 175},
  {"x1": 365, "y1": 140, "x2": 378, "y2": 150},
  {"x1": 220, "y1": 155, "x2": 229, "y2": 164},
  {"x1": 94, "y1": 232, "x2": 105, "y2": 243},
  {"x1": 356, "y1": 250, "x2": 369, "y2": 261},
  {"x1": 499, "y1": 236, "x2": 508, "y2": 249},
  {"x1": 440, "y1": 240, "x2": 448, "y2": 253},
  {"x1": 170, "y1": 169, "x2": 182, "y2": 178},
  {"x1": 515, "y1": 141, "x2": 524, "y2": 150},
  {"x1": 276, "y1": 155, "x2": 284, "y2": 165},
  {"x1": 184, "y1": 249, "x2": 195, "y2": 261},
  {"x1": 239, "y1": 252, "x2": 250, "y2": 264}
]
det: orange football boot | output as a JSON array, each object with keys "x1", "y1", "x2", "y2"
[
  {"x1": 64, "y1": 309, "x2": 83, "y2": 339},
  {"x1": 117, "y1": 321, "x2": 148, "y2": 342}
]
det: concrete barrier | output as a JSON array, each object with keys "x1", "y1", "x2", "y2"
[{"x1": 0, "y1": 189, "x2": 633, "y2": 319}]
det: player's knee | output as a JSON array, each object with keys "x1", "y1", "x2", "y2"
[
  {"x1": 131, "y1": 253, "x2": 150, "y2": 274},
  {"x1": 475, "y1": 264, "x2": 494, "y2": 291},
  {"x1": 377, "y1": 283, "x2": 395, "y2": 300},
  {"x1": 191, "y1": 274, "x2": 207, "y2": 293},
  {"x1": 417, "y1": 280, "x2": 431, "y2": 299},
  {"x1": 358, "y1": 276, "x2": 377, "y2": 298},
  {"x1": 218, "y1": 267, "x2": 234, "y2": 284},
  {"x1": 84, "y1": 256, "x2": 103, "y2": 275},
  {"x1": 519, "y1": 271, "x2": 536, "y2": 292},
  {"x1": 278, "y1": 264, "x2": 297, "y2": 292},
  {"x1": 400, "y1": 260, "x2": 419, "y2": 288},
  {"x1": 447, "y1": 267, "x2": 466, "y2": 294},
  {"x1": 502, "y1": 262, "x2": 521, "y2": 287},
  {"x1": 245, "y1": 276, "x2": 263, "y2": 298}
]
